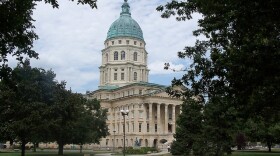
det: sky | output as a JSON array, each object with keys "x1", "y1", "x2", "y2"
[{"x1": 27, "y1": 0, "x2": 201, "y2": 93}]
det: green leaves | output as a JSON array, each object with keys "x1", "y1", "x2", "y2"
[
  {"x1": 0, "y1": 0, "x2": 98, "y2": 80},
  {"x1": 0, "y1": 60, "x2": 108, "y2": 156},
  {"x1": 158, "y1": 0, "x2": 280, "y2": 154}
]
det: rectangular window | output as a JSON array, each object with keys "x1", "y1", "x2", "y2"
[
  {"x1": 132, "y1": 111, "x2": 134, "y2": 118},
  {"x1": 147, "y1": 123, "x2": 149, "y2": 132},
  {"x1": 132, "y1": 123, "x2": 134, "y2": 132},
  {"x1": 114, "y1": 73, "x2": 117, "y2": 80},
  {"x1": 126, "y1": 40, "x2": 129, "y2": 44},
  {"x1": 139, "y1": 89, "x2": 142, "y2": 95},
  {"x1": 112, "y1": 41, "x2": 114, "y2": 45},
  {"x1": 118, "y1": 40, "x2": 122, "y2": 44},
  {"x1": 127, "y1": 123, "x2": 129, "y2": 132},
  {"x1": 140, "y1": 43, "x2": 142, "y2": 46},
  {"x1": 139, "y1": 123, "x2": 142, "y2": 132},
  {"x1": 134, "y1": 41, "x2": 137, "y2": 45},
  {"x1": 121, "y1": 73, "x2": 124, "y2": 80},
  {"x1": 139, "y1": 111, "x2": 143, "y2": 118},
  {"x1": 155, "y1": 124, "x2": 157, "y2": 132}
]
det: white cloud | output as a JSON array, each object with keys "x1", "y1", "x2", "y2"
[
  {"x1": 149, "y1": 61, "x2": 186, "y2": 75},
  {"x1": 27, "y1": 0, "x2": 201, "y2": 93}
]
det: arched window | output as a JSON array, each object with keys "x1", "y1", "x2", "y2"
[
  {"x1": 114, "y1": 51, "x2": 118, "y2": 60},
  {"x1": 106, "y1": 53, "x2": 108, "y2": 62},
  {"x1": 121, "y1": 51, "x2": 125, "y2": 60},
  {"x1": 133, "y1": 52, "x2": 137, "y2": 61},
  {"x1": 134, "y1": 72, "x2": 137, "y2": 81}
]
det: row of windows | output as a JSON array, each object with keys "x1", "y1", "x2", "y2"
[
  {"x1": 110, "y1": 51, "x2": 137, "y2": 61},
  {"x1": 108, "y1": 40, "x2": 143, "y2": 46},
  {"x1": 112, "y1": 123, "x2": 157, "y2": 133},
  {"x1": 114, "y1": 72, "x2": 138, "y2": 81}
]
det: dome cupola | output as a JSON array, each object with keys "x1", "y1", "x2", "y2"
[{"x1": 106, "y1": 0, "x2": 144, "y2": 41}]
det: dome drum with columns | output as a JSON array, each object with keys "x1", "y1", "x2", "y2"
[
  {"x1": 100, "y1": 0, "x2": 148, "y2": 88},
  {"x1": 87, "y1": 0, "x2": 182, "y2": 149}
]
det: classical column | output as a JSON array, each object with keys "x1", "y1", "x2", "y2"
[
  {"x1": 130, "y1": 67, "x2": 132, "y2": 81},
  {"x1": 109, "y1": 68, "x2": 111, "y2": 83},
  {"x1": 165, "y1": 104, "x2": 168, "y2": 134},
  {"x1": 134, "y1": 104, "x2": 139, "y2": 133},
  {"x1": 126, "y1": 67, "x2": 129, "y2": 82},
  {"x1": 118, "y1": 112, "x2": 121, "y2": 134},
  {"x1": 99, "y1": 70, "x2": 103, "y2": 85},
  {"x1": 127, "y1": 111, "x2": 132, "y2": 134},
  {"x1": 157, "y1": 104, "x2": 161, "y2": 134},
  {"x1": 180, "y1": 105, "x2": 182, "y2": 114},
  {"x1": 143, "y1": 104, "x2": 147, "y2": 133},
  {"x1": 172, "y1": 105, "x2": 176, "y2": 133},
  {"x1": 149, "y1": 103, "x2": 153, "y2": 133}
]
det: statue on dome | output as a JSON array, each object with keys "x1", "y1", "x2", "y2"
[{"x1": 121, "y1": 0, "x2": 130, "y2": 14}]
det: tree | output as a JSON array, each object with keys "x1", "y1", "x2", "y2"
[
  {"x1": 171, "y1": 99, "x2": 204, "y2": 155},
  {"x1": 71, "y1": 98, "x2": 109, "y2": 153},
  {"x1": 0, "y1": 0, "x2": 97, "y2": 79},
  {"x1": 157, "y1": 0, "x2": 280, "y2": 153},
  {"x1": 46, "y1": 83, "x2": 80, "y2": 155},
  {"x1": 47, "y1": 83, "x2": 108, "y2": 155},
  {"x1": 244, "y1": 117, "x2": 280, "y2": 152},
  {"x1": 201, "y1": 97, "x2": 235, "y2": 155},
  {"x1": 0, "y1": 59, "x2": 57, "y2": 156}
]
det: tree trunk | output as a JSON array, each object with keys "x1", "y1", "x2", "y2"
[
  {"x1": 21, "y1": 139, "x2": 26, "y2": 156},
  {"x1": 267, "y1": 140, "x2": 272, "y2": 152},
  {"x1": 80, "y1": 144, "x2": 83, "y2": 153},
  {"x1": 237, "y1": 145, "x2": 241, "y2": 150},
  {"x1": 9, "y1": 139, "x2": 14, "y2": 149},
  {"x1": 58, "y1": 142, "x2": 64, "y2": 155},
  {"x1": 33, "y1": 142, "x2": 37, "y2": 152}
]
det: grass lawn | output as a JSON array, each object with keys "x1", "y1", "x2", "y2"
[
  {"x1": 0, "y1": 150, "x2": 95, "y2": 156},
  {"x1": 232, "y1": 150, "x2": 280, "y2": 156},
  {"x1": 1, "y1": 150, "x2": 280, "y2": 156},
  {"x1": 0, "y1": 153, "x2": 86, "y2": 156}
]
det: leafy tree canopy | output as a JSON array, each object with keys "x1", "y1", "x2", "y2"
[
  {"x1": 157, "y1": 0, "x2": 280, "y2": 154},
  {"x1": 47, "y1": 83, "x2": 108, "y2": 155},
  {"x1": 0, "y1": 59, "x2": 57, "y2": 156},
  {"x1": 0, "y1": 0, "x2": 97, "y2": 79},
  {"x1": 158, "y1": 0, "x2": 280, "y2": 114}
]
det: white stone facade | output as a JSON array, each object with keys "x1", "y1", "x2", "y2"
[{"x1": 88, "y1": 84, "x2": 182, "y2": 149}]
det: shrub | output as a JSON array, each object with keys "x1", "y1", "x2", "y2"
[{"x1": 125, "y1": 147, "x2": 158, "y2": 154}]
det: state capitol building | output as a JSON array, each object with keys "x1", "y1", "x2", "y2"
[{"x1": 87, "y1": 0, "x2": 182, "y2": 149}]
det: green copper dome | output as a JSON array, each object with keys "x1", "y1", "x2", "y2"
[{"x1": 106, "y1": 0, "x2": 144, "y2": 41}]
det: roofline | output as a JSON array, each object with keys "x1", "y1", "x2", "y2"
[
  {"x1": 104, "y1": 36, "x2": 145, "y2": 44},
  {"x1": 87, "y1": 82, "x2": 167, "y2": 95}
]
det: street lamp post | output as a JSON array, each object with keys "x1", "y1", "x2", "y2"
[
  {"x1": 113, "y1": 130, "x2": 116, "y2": 153},
  {"x1": 121, "y1": 109, "x2": 129, "y2": 156}
]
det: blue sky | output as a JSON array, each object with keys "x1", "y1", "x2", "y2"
[{"x1": 26, "y1": 0, "x2": 201, "y2": 93}]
